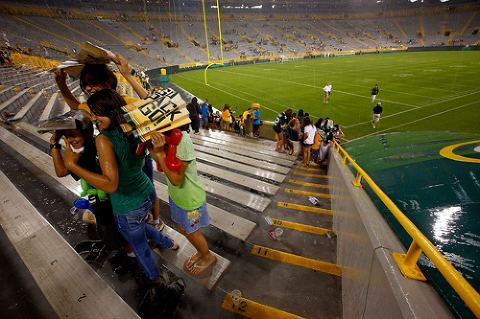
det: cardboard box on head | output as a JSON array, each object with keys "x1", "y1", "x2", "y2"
[
  {"x1": 50, "y1": 41, "x2": 116, "y2": 78},
  {"x1": 37, "y1": 109, "x2": 91, "y2": 133}
]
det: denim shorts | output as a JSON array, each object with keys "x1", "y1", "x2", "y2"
[{"x1": 169, "y1": 197, "x2": 211, "y2": 234}]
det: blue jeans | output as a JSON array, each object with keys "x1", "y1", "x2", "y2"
[
  {"x1": 142, "y1": 154, "x2": 154, "y2": 183},
  {"x1": 114, "y1": 189, "x2": 174, "y2": 281}
]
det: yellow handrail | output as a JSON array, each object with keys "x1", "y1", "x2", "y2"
[{"x1": 332, "y1": 140, "x2": 480, "y2": 318}]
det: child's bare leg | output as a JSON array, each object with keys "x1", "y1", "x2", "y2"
[{"x1": 178, "y1": 224, "x2": 216, "y2": 275}]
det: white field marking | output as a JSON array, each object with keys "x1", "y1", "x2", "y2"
[
  {"x1": 174, "y1": 73, "x2": 285, "y2": 114},
  {"x1": 337, "y1": 81, "x2": 443, "y2": 100},
  {"x1": 232, "y1": 57, "x2": 479, "y2": 92},
  {"x1": 215, "y1": 69, "x2": 419, "y2": 108},
  {"x1": 354, "y1": 79, "x2": 377, "y2": 83},
  {"x1": 219, "y1": 61, "x2": 473, "y2": 101},
  {"x1": 360, "y1": 99, "x2": 480, "y2": 139},
  {"x1": 343, "y1": 89, "x2": 480, "y2": 129},
  {"x1": 423, "y1": 69, "x2": 443, "y2": 72},
  {"x1": 392, "y1": 74, "x2": 413, "y2": 77},
  {"x1": 450, "y1": 65, "x2": 467, "y2": 68}
]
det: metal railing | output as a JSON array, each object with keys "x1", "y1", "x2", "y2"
[{"x1": 332, "y1": 140, "x2": 480, "y2": 318}]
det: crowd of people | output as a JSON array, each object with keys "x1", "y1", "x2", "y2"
[
  {"x1": 273, "y1": 108, "x2": 344, "y2": 166},
  {"x1": 186, "y1": 98, "x2": 262, "y2": 138}
]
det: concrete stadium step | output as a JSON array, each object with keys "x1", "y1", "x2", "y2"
[
  {"x1": 193, "y1": 142, "x2": 290, "y2": 175},
  {"x1": 196, "y1": 162, "x2": 280, "y2": 196},
  {"x1": 39, "y1": 92, "x2": 59, "y2": 122},
  {"x1": 0, "y1": 170, "x2": 140, "y2": 319},
  {"x1": 195, "y1": 129, "x2": 295, "y2": 161},
  {"x1": 195, "y1": 150, "x2": 286, "y2": 183},
  {"x1": 190, "y1": 133, "x2": 294, "y2": 167}
]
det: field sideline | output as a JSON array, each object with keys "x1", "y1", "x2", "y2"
[{"x1": 170, "y1": 51, "x2": 480, "y2": 141}]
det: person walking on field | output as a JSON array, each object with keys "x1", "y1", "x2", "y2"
[
  {"x1": 371, "y1": 84, "x2": 379, "y2": 103},
  {"x1": 323, "y1": 82, "x2": 332, "y2": 103},
  {"x1": 371, "y1": 102, "x2": 383, "y2": 128}
]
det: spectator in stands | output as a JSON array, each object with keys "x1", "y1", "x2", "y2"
[
  {"x1": 323, "y1": 82, "x2": 332, "y2": 103},
  {"x1": 311, "y1": 130, "x2": 322, "y2": 164},
  {"x1": 49, "y1": 110, "x2": 137, "y2": 275},
  {"x1": 237, "y1": 114, "x2": 244, "y2": 135},
  {"x1": 149, "y1": 125, "x2": 217, "y2": 276},
  {"x1": 371, "y1": 84, "x2": 379, "y2": 103},
  {"x1": 221, "y1": 104, "x2": 234, "y2": 131},
  {"x1": 214, "y1": 111, "x2": 221, "y2": 129},
  {"x1": 208, "y1": 104, "x2": 214, "y2": 126},
  {"x1": 332, "y1": 124, "x2": 344, "y2": 142},
  {"x1": 242, "y1": 107, "x2": 253, "y2": 121},
  {"x1": 64, "y1": 89, "x2": 179, "y2": 286},
  {"x1": 302, "y1": 117, "x2": 316, "y2": 166},
  {"x1": 319, "y1": 130, "x2": 334, "y2": 164},
  {"x1": 252, "y1": 104, "x2": 261, "y2": 137},
  {"x1": 200, "y1": 99, "x2": 210, "y2": 130},
  {"x1": 273, "y1": 108, "x2": 292, "y2": 153},
  {"x1": 286, "y1": 118, "x2": 302, "y2": 156},
  {"x1": 297, "y1": 109, "x2": 305, "y2": 122},
  {"x1": 187, "y1": 97, "x2": 201, "y2": 134},
  {"x1": 54, "y1": 54, "x2": 165, "y2": 234},
  {"x1": 314, "y1": 118, "x2": 324, "y2": 132},
  {"x1": 322, "y1": 117, "x2": 333, "y2": 133},
  {"x1": 371, "y1": 102, "x2": 383, "y2": 128}
]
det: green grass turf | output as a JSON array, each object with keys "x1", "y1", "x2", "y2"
[{"x1": 170, "y1": 51, "x2": 480, "y2": 141}]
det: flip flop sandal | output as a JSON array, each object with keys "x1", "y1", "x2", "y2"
[{"x1": 183, "y1": 254, "x2": 196, "y2": 269}]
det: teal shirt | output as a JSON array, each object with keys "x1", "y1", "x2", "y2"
[
  {"x1": 99, "y1": 129, "x2": 153, "y2": 215},
  {"x1": 167, "y1": 131, "x2": 206, "y2": 210}
]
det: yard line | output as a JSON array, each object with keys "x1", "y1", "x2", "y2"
[
  {"x1": 175, "y1": 73, "x2": 307, "y2": 114},
  {"x1": 336, "y1": 81, "x2": 443, "y2": 100},
  {"x1": 174, "y1": 73, "x2": 285, "y2": 114},
  {"x1": 216, "y1": 69, "x2": 419, "y2": 108},
  {"x1": 357, "y1": 99, "x2": 480, "y2": 139},
  {"x1": 343, "y1": 89, "x2": 480, "y2": 129}
]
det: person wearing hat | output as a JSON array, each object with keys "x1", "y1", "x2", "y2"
[
  {"x1": 252, "y1": 103, "x2": 261, "y2": 137},
  {"x1": 371, "y1": 102, "x2": 383, "y2": 128}
]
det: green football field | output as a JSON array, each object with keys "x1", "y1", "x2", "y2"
[{"x1": 170, "y1": 51, "x2": 480, "y2": 141}]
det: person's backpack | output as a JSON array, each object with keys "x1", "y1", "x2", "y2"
[
  {"x1": 233, "y1": 119, "x2": 240, "y2": 131},
  {"x1": 137, "y1": 268, "x2": 185, "y2": 319}
]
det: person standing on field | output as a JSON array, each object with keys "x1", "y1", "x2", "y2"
[
  {"x1": 323, "y1": 82, "x2": 332, "y2": 103},
  {"x1": 371, "y1": 102, "x2": 383, "y2": 128},
  {"x1": 371, "y1": 84, "x2": 379, "y2": 103}
]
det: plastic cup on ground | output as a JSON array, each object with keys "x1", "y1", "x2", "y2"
[
  {"x1": 231, "y1": 289, "x2": 242, "y2": 305},
  {"x1": 275, "y1": 228, "x2": 283, "y2": 239}
]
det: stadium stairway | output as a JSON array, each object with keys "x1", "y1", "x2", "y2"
[{"x1": 0, "y1": 66, "x2": 342, "y2": 318}]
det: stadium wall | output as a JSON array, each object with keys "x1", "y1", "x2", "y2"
[
  {"x1": 407, "y1": 46, "x2": 480, "y2": 52},
  {"x1": 328, "y1": 150, "x2": 455, "y2": 319}
]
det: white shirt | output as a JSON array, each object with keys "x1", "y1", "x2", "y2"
[
  {"x1": 304, "y1": 125, "x2": 316, "y2": 144},
  {"x1": 323, "y1": 84, "x2": 332, "y2": 93}
]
